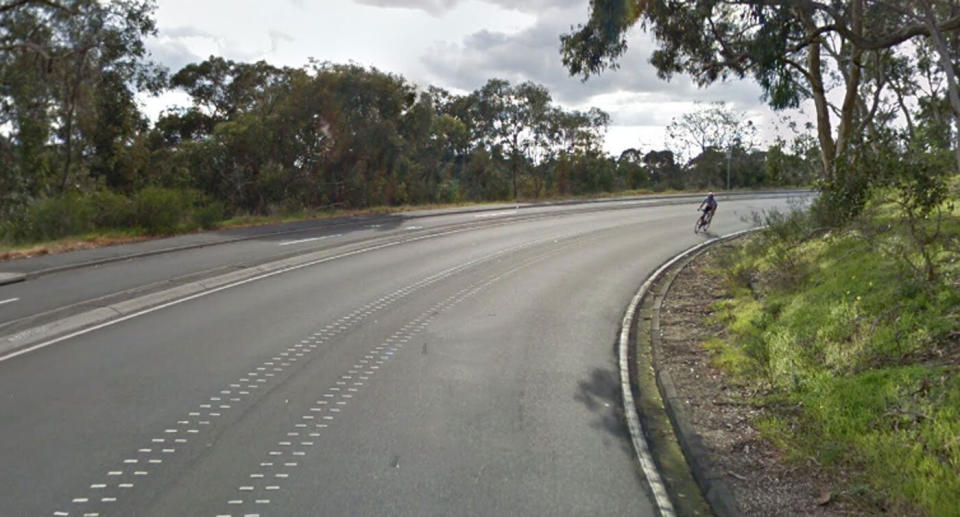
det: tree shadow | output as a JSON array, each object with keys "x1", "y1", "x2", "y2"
[
  {"x1": 217, "y1": 212, "x2": 408, "y2": 243},
  {"x1": 574, "y1": 363, "x2": 634, "y2": 456}
]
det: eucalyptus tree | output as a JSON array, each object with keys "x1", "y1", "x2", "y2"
[
  {"x1": 0, "y1": 0, "x2": 162, "y2": 197},
  {"x1": 0, "y1": 1, "x2": 58, "y2": 206},
  {"x1": 467, "y1": 79, "x2": 547, "y2": 199},
  {"x1": 50, "y1": 0, "x2": 162, "y2": 192},
  {"x1": 561, "y1": 0, "x2": 960, "y2": 187},
  {"x1": 665, "y1": 102, "x2": 757, "y2": 163}
]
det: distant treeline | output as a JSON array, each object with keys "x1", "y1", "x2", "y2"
[{"x1": 0, "y1": 1, "x2": 812, "y2": 241}]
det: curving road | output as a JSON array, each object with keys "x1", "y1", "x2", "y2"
[{"x1": 0, "y1": 195, "x2": 801, "y2": 516}]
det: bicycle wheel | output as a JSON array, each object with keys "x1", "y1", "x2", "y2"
[
  {"x1": 702, "y1": 215, "x2": 712, "y2": 232},
  {"x1": 694, "y1": 217, "x2": 704, "y2": 233}
]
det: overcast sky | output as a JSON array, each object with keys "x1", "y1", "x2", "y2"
[{"x1": 143, "y1": 0, "x2": 799, "y2": 156}]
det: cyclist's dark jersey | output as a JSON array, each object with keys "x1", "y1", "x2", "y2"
[{"x1": 703, "y1": 196, "x2": 717, "y2": 210}]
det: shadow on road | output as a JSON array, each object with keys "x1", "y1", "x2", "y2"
[
  {"x1": 574, "y1": 365, "x2": 633, "y2": 455},
  {"x1": 238, "y1": 212, "x2": 408, "y2": 244}
]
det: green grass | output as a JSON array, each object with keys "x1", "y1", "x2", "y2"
[{"x1": 706, "y1": 194, "x2": 960, "y2": 516}]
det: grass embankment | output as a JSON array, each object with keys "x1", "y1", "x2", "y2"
[{"x1": 706, "y1": 190, "x2": 960, "y2": 515}]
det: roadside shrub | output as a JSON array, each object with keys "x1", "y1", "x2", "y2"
[
  {"x1": 192, "y1": 200, "x2": 226, "y2": 230},
  {"x1": 30, "y1": 193, "x2": 96, "y2": 240},
  {"x1": 133, "y1": 187, "x2": 189, "y2": 234},
  {"x1": 89, "y1": 190, "x2": 134, "y2": 228}
]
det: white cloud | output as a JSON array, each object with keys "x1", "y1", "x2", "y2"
[{"x1": 144, "y1": 0, "x2": 802, "y2": 155}]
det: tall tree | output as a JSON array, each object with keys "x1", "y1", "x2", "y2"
[
  {"x1": 665, "y1": 102, "x2": 757, "y2": 164},
  {"x1": 0, "y1": 0, "x2": 163, "y2": 196},
  {"x1": 561, "y1": 0, "x2": 960, "y2": 183}
]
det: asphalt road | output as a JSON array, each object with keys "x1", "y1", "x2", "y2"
[{"x1": 0, "y1": 195, "x2": 801, "y2": 516}]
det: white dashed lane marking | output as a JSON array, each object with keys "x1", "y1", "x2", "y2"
[
  {"x1": 215, "y1": 245, "x2": 571, "y2": 516},
  {"x1": 0, "y1": 297, "x2": 19, "y2": 306},
  {"x1": 57, "y1": 238, "x2": 580, "y2": 517}
]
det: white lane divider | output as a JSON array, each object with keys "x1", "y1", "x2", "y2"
[
  {"x1": 51, "y1": 239, "x2": 551, "y2": 517},
  {"x1": 278, "y1": 235, "x2": 342, "y2": 247},
  {"x1": 0, "y1": 297, "x2": 19, "y2": 306}
]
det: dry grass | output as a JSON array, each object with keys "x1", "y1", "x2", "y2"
[{"x1": 0, "y1": 234, "x2": 153, "y2": 261}]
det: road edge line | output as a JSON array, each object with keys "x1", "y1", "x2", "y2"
[{"x1": 618, "y1": 226, "x2": 763, "y2": 517}]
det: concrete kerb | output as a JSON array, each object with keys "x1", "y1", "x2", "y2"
[
  {"x1": 12, "y1": 190, "x2": 809, "y2": 279},
  {"x1": 0, "y1": 273, "x2": 26, "y2": 286},
  {"x1": 619, "y1": 227, "x2": 764, "y2": 517}
]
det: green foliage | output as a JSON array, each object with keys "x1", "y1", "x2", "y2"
[
  {"x1": 707, "y1": 188, "x2": 960, "y2": 515},
  {"x1": 89, "y1": 190, "x2": 135, "y2": 229},
  {"x1": 1, "y1": 188, "x2": 228, "y2": 243},
  {"x1": 29, "y1": 193, "x2": 97, "y2": 240},
  {"x1": 3, "y1": 1, "x2": 807, "y2": 244},
  {"x1": 133, "y1": 187, "x2": 189, "y2": 234},
  {"x1": 192, "y1": 200, "x2": 227, "y2": 230}
]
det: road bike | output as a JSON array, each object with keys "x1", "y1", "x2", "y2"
[{"x1": 694, "y1": 209, "x2": 714, "y2": 233}]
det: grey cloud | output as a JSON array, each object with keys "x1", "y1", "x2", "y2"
[
  {"x1": 353, "y1": 0, "x2": 581, "y2": 15},
  {"x1": 147, "y1": 26, "x2": 220, "y2": 73},
  {"x1": 160, "y1": 26, "x2": 218, "y2": 39},
  {"x1": 484, "y1": 0, "x2": 583, "y2": 12},
  {"x1": 146, "y1": 38, "x2": 202, "y2": 74},
  {"x1": 353, "y1": 0, "x2": 461, "y2": 16},
  {"x1": 421, "y1": 8, "x2": 768, "y2": 112},
  {"x1": 269, "y1": 29, "x2": 295, "y2": 54}
]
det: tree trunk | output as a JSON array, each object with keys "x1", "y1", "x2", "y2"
[
  {"x1": 835, "y1": 0, "x2": 864, "y2": 164},
  {"x1": 807, "y1": 36, "x2": 836, "y2": 181},
  {"x1": 58, "y1": 49, "x2": 88, "y2": 194},
  {"x1": 921, "y1": 0, "x2": 960, "y2": 172}
]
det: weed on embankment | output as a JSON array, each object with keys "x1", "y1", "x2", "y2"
[{"x1": 706, "y1": 187, "x2": 960, "y2": 516}]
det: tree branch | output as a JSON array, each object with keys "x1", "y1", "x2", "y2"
[
  {"x1": 0, "y1": 0, "x2": 69, "y2": 14},
  {"x1": 0, "y1": 42, "x2": 50, "y2": 58}
]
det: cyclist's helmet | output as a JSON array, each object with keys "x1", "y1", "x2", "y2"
[{"x1": 708, "y1": 192, "x2": 714, "y2": 197}]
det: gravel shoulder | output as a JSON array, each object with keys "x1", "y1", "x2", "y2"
[{"x1": 656, "y1": 242, "x2": 866, "y2": 516}]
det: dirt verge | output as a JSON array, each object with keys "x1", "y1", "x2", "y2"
[{"x1": 656, "y1": 242, "x2": 866, "y2": 516}]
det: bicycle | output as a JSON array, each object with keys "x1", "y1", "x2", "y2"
[{"x1": 694, "y1": 209, "x2": 714, "y2": 233}]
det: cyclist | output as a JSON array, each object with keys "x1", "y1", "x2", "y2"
[{"x1": 698, "y1": 192, "x2": 718, "y2": 227}]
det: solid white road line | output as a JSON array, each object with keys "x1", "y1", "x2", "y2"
[
  {"x1": 278, "y1": 234, "x2": 341, "y2": 246},
  {"x1": 0, "y1": 298, "x2": 19, "y2": 306},
  {"x1": 473, "y1": 211, "x2": 516, "y2": 218}
]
